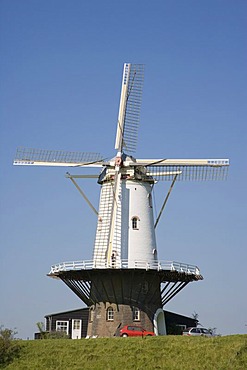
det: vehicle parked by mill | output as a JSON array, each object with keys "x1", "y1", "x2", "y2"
[
  {"x1": 182, "y1": 327, "x2": 214, "y2": 337},
  {"x1": 120, "y1": 325, "x2": 155, "y2": 337}
]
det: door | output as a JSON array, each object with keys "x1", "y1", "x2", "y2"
[
  {"x1": 72, "y1": 319, "x2": 82, "y2": 339},
  {"x1": 153, "y1": 308, "x2": 167, "y2": 336}
]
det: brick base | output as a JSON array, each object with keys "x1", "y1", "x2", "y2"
[{"x1": 86, "y1": 270, "x2": 162, "y2": 337}]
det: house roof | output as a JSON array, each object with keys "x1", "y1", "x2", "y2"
[{"x1": 45, "y1": 307, "x2": 88, "y2": 318}]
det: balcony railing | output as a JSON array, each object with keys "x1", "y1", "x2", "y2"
[{"x1": 49, "y1": 259, "x2": 201, "y2": 276}]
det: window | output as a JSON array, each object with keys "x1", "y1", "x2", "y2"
[
  {"x1": 56, "y1": 321, "x2": 69, "y2": 335},
  {"x1": 201, "y1": 328, "x2": 210, "y2": 335},
  {"x1": 191, "y1": 328, "x2": 200, "y2": 334},
  {"x1": 133, "y1": 327, "x2": 142, "y2": 332},
  {"x1": 131, "y1": 216, "x2": 140, "y2": 230},
  {"x1": 133, "y1": 307, "x2": 140, "y2": 321},
  {"x1": 73, "y1": 320, "x2": 81, "y2": 330},
  {"x1": 132, "y1": 217, "x2": 138, "y2": 229},
  {"x1": 107, "y1": 307, "x2": 114, "y2": 321},
  {"x1": 111, "y1": 250, "x2": 117, "y2": 268}
]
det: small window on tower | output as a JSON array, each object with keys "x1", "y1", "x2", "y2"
[
  {"x1": 133, "y1": 307, "x2": 140, "y2": 321},
  {"x1": 106, "y1": 307, "x2": 114, "y2": 321},
  {"x1": 131, "y1": 216, "x2": 140, "y2": 230}
]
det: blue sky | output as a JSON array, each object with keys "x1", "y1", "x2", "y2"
[{"x1": 0, "y1": 0, "x2": 246, "y2": 339}]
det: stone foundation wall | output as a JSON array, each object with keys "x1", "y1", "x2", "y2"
[
  {"x1": 86, "y1": 270, "x2": 162, "y2": 337},
  {"x1": 87, "y1": 302, "x2": 156, "y2": 337}
]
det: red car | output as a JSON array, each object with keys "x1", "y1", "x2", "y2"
[{"x1": 120, "y1": 325, "x2": 155, "y2": 337}]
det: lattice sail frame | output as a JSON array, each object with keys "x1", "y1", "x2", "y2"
[
  {"x1": 115, "y1": 63, "x2": 144, "y2": 154},
  {"x1": 131, "y1": 158, "x2": 229, "y2": 181},
  {"x1": 14, "y1": 147, "x2": 104, "y2": 167},
  {"x1": 147, "y1": 165, "x2": 228, "y2": 181}
]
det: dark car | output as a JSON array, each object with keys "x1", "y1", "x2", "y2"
[{"x1": 120, "y1": 325, "x2": 155, "y2": 337}]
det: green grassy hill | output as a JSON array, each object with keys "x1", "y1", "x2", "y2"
[{"x1": 4, "y1": 335, "x2": 247, "y2": 370}]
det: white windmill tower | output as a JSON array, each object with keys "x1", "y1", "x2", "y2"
[{"x1": 14, "y1": 63, "x2": 229, "y2": 337}]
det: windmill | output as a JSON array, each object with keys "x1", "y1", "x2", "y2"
[{"x1": 14, "y1": 63, "x2": 229, "y2": 337}]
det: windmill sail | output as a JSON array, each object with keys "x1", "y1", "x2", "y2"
[
  {"x1": 134, "y1": 158, "x2": 229, "y2": 181},
  {"x1": 115, "y1": 63, "x2": 144, "y2": 154},
  {"x1": 13, "y1": 147, "x2": 105, "y2": 167}
]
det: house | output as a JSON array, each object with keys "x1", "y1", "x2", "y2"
[
  {"x1": 34, "y1": 308, "x2": 198, "y2": 339},
  {"x1": 44, "y1": 308, "x2": 88, "y2": 339},
  {"x1": 165, "y1": 310, "x2": 198, "y2": 335}
]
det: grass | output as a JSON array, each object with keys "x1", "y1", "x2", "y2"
[{"x1": 3, "y1": 335, "x2": 247, "y2": 370}]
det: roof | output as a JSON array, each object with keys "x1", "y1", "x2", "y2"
[{"x1": 44, "y1": 307, "x2": 88, "y2": 318}]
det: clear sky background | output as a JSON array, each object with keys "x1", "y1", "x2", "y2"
[{"x1": 0, "y1": 0, "x2": 246, "y2": 339}]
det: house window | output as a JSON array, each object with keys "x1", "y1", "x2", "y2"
[
  {"x1": 133, "y1": 307, "x2": 140, "y2": 321},
  {"x1": 131, "y1": 216, "x2": 140, "y2": 230},
  {"x1": 107, "y1": 307, "x2": 114, "y2": 321},
  {"x1": 56, "y1": 321, "x2": 69, "y2": 335}
]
